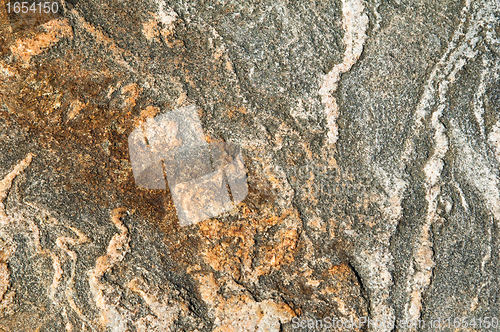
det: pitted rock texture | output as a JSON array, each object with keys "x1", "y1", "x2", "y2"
[{"x1": 0, "y1": 0, "x2": 499, "y2": 331}]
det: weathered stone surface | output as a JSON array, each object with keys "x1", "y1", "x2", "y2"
[{"x1": 0, "y1": 0, "x2": 499, "y2": 331}]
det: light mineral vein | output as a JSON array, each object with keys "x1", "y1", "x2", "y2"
[
  {"x1": 319, "y1": 0, "x2": 368, "y2": 146},
  {"x1": 403, "y1": 0, "x2": 494, "y2": 326},
  {"x1": 88, "y1": 207, "x2": 130, "y2": 331},
  {"x1": 0, "y1": 153, "x2": 34, "y2": 222},
  {"x1": 0, "y1": 154, "x2": 33, "y2": 308}
]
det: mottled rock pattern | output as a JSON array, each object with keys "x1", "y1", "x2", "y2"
[{"x1": 0, "y1": 0, "x2": 499, "y2": 331}]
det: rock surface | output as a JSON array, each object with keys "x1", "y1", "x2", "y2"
[{"x1": 0, "y1": 0, "x2": 499, "y2": 331}]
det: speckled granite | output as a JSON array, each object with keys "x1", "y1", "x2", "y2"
[{"x1": 0, "y1": 0, "x2": 499, "y2": 331}]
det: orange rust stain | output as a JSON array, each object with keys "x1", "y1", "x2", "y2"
[
  {"x1": 10, "y1": 18, "x2": 73, "y2": 64},
  {"x1": 133, "y1": 105, "x2": 160, "y2": 127},
  {"x1": 203, "y1": 135, "x2": 226, "y2": 145},
  {"x1": 175, "y1": 92, "x2": 188, "y2": 106},
  {"x1": 121, "y1": 83, "x2": 141, "y2": 110},
  {"x1": 328, "y1": 262, "x2": 357, "y2": 285},
  {"x1": 225, "y1": 106, "x2": 248, "y2": 118},
  {"x1": 67, "y1": 99, "x2": 86, "y2": 121},
  {"x1": 225, "y1": 60, "x2": 233, "y2": 73},
  {"x1": 254, "y1": 226, "x2": 298, "y2": 277},
  {"x1": 198, "y1": 209, "x2": 300, "y2": 280},
  {"x1": 142, "y1": 15, "x2": 159, "y2": 41}
]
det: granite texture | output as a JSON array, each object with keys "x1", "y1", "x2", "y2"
[{"x1": 0, "y1": 0, "x2": 499, "y2": 331}]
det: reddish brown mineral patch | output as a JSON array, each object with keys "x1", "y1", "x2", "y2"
[
  {"x1": 120, "y1": 83, "x2": 141, "y2": 110},
  {"x1": 198, "y1": 209, "x2": 300, "y2": 281},
  {"x1": 134, "y1": 105, "x2": 161, "y2": 127}
]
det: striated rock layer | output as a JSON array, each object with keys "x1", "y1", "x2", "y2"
[{"x1": 0, "y1": 0, "x2": 499, "y2": 331}]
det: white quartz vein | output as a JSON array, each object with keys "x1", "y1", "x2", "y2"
[
  {"x1": 57, "y1": 225, "x2": 93, "y2": 330},
  {"x1": 88, "y1": 207, "x2": 130, "y2": 332},
  {"x1": 0, "y1": 154, "x2": 33, "y2": 311},
  {"x1": 0, "y1": 154, "x2": 33, "y2": 222},
  {"x1": 474, "y1": 56, "x2": 489, "y2": 138},
  {"x1": 400, "y1": 0, "x2": 500, "y2": 327},
  {"x1": 319, "y1": 0, "x2": 369, "y2": 146},
  {"x1": 23, "y1": 201, "x2": 96, "y2": 331},
  {"x1": 365, "y1": 167, "x2": 406, "y2": 331}
]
